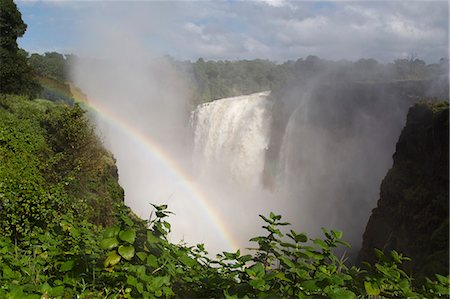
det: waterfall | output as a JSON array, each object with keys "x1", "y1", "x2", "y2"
[
  {"x1": 187, "y1": 86, "x2": 410, "y2": 255},
  {"x1": 190, "y1": 91, "x2": 272, "y2": 188}
]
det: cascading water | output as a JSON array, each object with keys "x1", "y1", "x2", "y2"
[{"x1": 191, "y1": 91, "x2": 273, "y2": 188}]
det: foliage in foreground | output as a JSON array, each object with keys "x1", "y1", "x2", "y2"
[{"x1": 0, "y1": 204, "x2": 449, "y2": 298}]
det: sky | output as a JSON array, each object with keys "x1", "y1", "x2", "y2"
[{"x1": 16, "y1": 1, "x2": 449, "y2": 63}]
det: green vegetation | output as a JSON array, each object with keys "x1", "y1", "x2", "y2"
[
  {"x1": 0, "y1": 95, "x2": 125, "y2": 237},
  {"x1": 0, "y1": 0, "x2": 40, "y2": 97},
  {"x1": 173, "y1": 55, "x2": 448, "y2": 107}
]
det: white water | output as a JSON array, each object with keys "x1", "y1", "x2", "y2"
[
  {"x1": 191, "y1": 91, "x2": 272, "y2": 187},
  {"x1": 190, "y1": 89, "x2": 408, "y2": 252}
]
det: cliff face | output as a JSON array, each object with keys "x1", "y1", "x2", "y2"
[{"x1": 358, "y1": 101, "x2": 449, "y2": 280}]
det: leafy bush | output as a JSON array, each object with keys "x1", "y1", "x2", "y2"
[
  {"x1": 0, "y1": 95, "x2": 124, "y2": 239},
  {"x1": 1, "y1": 204, "x2": 448, "y2": 298}
]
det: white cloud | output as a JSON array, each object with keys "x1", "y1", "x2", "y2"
[
  {"x1": 259, "y1": 0, "x2": 287, "y2": 8},
  {"x1": 20, "y1": 1, "x2": 449, "y2": 63}
]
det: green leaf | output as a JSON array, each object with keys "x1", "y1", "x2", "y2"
[
  {"x1": 180, "y1": 255, "x2": 196, "y2": 267},
  {"x1": 49, "y1": 286, "x2": 65, "y2": 297},
  {"x1": 136, "y1": 252, "x2": 147, "y2": 261},
  {"x1": 100, "y1": 237, "x2": 119, "y2": 250},
  {"x1": 127, "y1": 275, "x2": 138, "y2": 287},
  {"x1": 121, "y1": 214, "x2": 134, "y2": 226},
  {"x1": 119, "y1": 229, "x2": 136, "y2": 244},
  {"x1": 162, "y1": 287, "x2": 175, "y2": 297},
  {"x1": 329, "y1": 288, "x2": 356, "y2": 299},
  {"x1": 224, "y1": 290, "x2": 239, "y2": 299},
  {"x1": 301, "y1": 280, "x2": 319, "y2": 291},
  {"x1": 374, "y1": 248, "x2": 385, "y2": 260},
  {"x1": 103, "y1": 226, "x2": 120, "y2": 238},
  {"x1": 104, "y1": 251, "x2": 121, "y2": 267},
  {"x1": 249, "y1": 278, "x2": 266, "y2": 290},
  {"x1": 279, "y1": 256, "x2": 295, "y2": 268},
  {"x1": 331, "y1": 230, "x2": 343, "y2": 239},
  {"x1": 436, "y1": 274, "x2": 450, "y2": 285},
  {"x1": 295, "y1": 233, "x2": 308, "y2": 243},
  {"x1": 59, "y1": 260, "x2": 74, "y2": 272},
  {"x1": 147, "y1": 254, "x2": 158, "y2": 268},
  {"x1": 147, "y1": 231, "x2": 161, "y2": 243},
  {"x1": 246, "y1": 262, "x2": 265, "y2": 278},
  {"x1": 313, "y1": 239, "x2": 329, "y2": 250},
  {"x1": 259, "y1": 214, "x2": 274, "y2": 224},
  {"x1": 390, "y1": 250, "x2": 402, "y2": 264},
  {"x1": 364, "y1": 281, "x2": 380, "y2": 296},
  {"x1": 118, "y1": 245, "x2": 135, "y2": 260}
]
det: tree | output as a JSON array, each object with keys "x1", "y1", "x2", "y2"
[{"x1": 0, "y1": 0, "x2": 40, "y2": 97}]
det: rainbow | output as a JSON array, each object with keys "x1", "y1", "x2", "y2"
[{"x1": 42, "y1": 83, "x2": 240, "y2": 253}]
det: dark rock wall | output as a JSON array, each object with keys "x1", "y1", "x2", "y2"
[{"x1": 358, "y1": 101, "x2": 449, "y2": 280}]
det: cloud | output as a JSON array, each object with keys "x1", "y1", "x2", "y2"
[
  {"x1": 18, "y1": 1, "x2": 448, "y2": 63},
  {"x1": 259, "y1": 0, "x2": 288, "y2": 8}
]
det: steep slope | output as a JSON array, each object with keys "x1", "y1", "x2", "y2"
[
  {"x1": 358, "y1": 100, "x2": 449, "y2": 281},
  {"x1": 0, "y1": 94, "x2": 126, "y2": 237}
]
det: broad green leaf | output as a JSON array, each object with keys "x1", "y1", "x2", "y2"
[
  {"x1": 180, "y1": 255, "x2": 196, "y2": 267},
  {"x1": 364, "y1": 281, "x2": 380, "y2": 295},
  {"x1": 147, "y1": 231, "x2": 161, "y2": 243},
  {"x1": 329, "y1": 288, "x2": 357, "y2": 299},
  {"x1": 103, "y1": 226, "x2": 120, "y2": 238},
  {"x1": 331, "y1": 230, "x2": 343, "y2": 239},
  {"x1": 147, "y1": 254, "x2": 158, "y2": 268},
  {"x1": 136, "y1": 252, "x2": 147, "y2": 261},
  {"x1": 247, "y1": 262, "x2": 265, "y2": 278},
  {"x1": 118, "y1": 245, "x2": 135, "y2": 260},
  {"x1": 49, "y1": 286, "x2": 65, "y2": 297},
  {"x1": 313, "y1": 239, "x2": 329, "y2": 250},
  {"x1": 336, "y1": 239, "x2": 351, "y2": 248},
  {"x1": 121, "y1": 214, "x2": 134, "y2": 226},
  {"x1": 119, "y1": 229, "x2": 136, "y2": 244},
  {"x1": 275, "y1": 272, "x2": 292, "y2": 282},
  {"x1": 2, "y1": 265, "x2": 17, "y2": 279},
  {"x1": 239, "y1": 254, "x2": 253, "y2": 263},
  {"x1": 295, "y1": 233, "x2": 308, "y2": 243},
  {"x1": 127, "y1": 275, "x2": 138, "y2": 287},
  {"x1": 100, "y1": 237, "x2": 119, "y2": 250},
  {"x1": 249, "y1": 236, "x2": 265, "y2": 243},
  {"x1": 279, "y1": 256, "x2": 295, "y2": 268},
  {"x1": 40, "y1": 283, "x2": 52, "y2": 293},
  {"x1": 294, "y1": 268, "x2": 311, "y2": 280},
  {"x1": 301, "y1": 280, "x2": 319, "y2": 291},
  {"x1": 249, "y1": 278, "x2": 266, "y2": 290},
  {"x1": 104, "y1": 251, "x2": 121, "y2": 267},
  {"x1": 59, "y1": 260, "x2": 74, "y2": 272}
]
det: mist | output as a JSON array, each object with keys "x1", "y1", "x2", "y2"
[{"x1": 69, "y1": 2, "x2": 448, "y2": 256}]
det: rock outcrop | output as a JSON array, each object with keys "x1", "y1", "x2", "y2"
[{"x1": 358, "y1": 100, "x2": 449, "y2": 281}]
